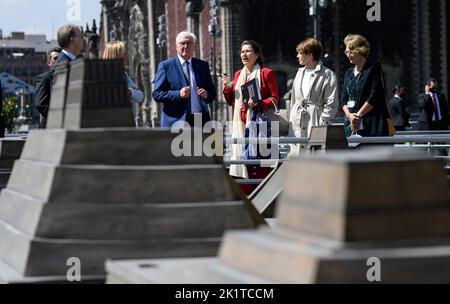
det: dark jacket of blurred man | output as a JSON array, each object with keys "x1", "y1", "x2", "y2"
[
  {"x1": 35, "y1": 24, "x2": 83, "y2": 128},
  {"x1": 35, "y1": 47, "x2": 62, "y2": 127},
  {"x1": 389, "y1": 84, "x2": 410, "y2": 131}
]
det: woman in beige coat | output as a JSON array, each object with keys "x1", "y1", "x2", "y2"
[{"x1": 288, "y1": 38, "x2": 339, "y2": 140}]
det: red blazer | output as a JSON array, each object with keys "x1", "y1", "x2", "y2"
[{"x1": 223, "y1": 67, "x2": 279, "y2": 123}]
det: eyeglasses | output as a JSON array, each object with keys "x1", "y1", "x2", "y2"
[{"x1": 177, "y1": 41, "x2": 194, "y2": 46}]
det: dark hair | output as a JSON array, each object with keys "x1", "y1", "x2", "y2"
[
  {"x1": 47, "y1": 47, "x2": 62, "y2": 60},
  {"x1": 240, "y1": 40, "x2": 264, "y2": 67},
  {"x1": 296, "y1": 38, "x2": 323, "y2": 62},
  {"x1": 57, "y1": 24, "x2": 80, "y2": 49},
  {"x1": 426, "y1": 78, "x2": 438, "y2": 86},
  {"x1": 391, "y1": 84, "x2": 404, "y2": 94}
]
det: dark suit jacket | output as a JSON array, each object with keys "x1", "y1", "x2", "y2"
[
  {"x1": 36, "y1": 51, "x2": 77, "y2": 128},
  {"x1": 153, "y1": 56, "x2": 217, "y2": 127},
  {"x1": 35, "y1": 71, "x2": 52, "y2": 122},
  {"x1": 389, "y1": 96, "x2": 410, "y2": 129},
  {"x1": 417, "y1": 92, "x2": 450, "y2": 130}
]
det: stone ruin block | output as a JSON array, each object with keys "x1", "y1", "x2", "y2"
[
  {"x1": 106, "y1": 149, "x2": 450, "y2": 284},
  {"x1": 0, "y1": 58, "x2": 263, "y2": 283},
  {"x1": 46, "y1": 59, "x2": 135, "y2": 130}
]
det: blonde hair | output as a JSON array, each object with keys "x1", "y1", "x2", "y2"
[
  {"x1": 103, "y1": 41, "x2": 126, "y2": 60},
  {"x1": 344, "y1": 34, "x2": 370, "y2": 58}
]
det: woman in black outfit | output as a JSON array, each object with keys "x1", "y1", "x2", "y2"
[{"x1": 341, "y1": 34, "x2": 390, "y2": 137}]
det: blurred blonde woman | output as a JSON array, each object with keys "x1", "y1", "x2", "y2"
[
  {"x1": 341, "y1": 34, "x2": 390, "y2": 137},
  {"x1": 103, "y1": 41, "x2": 144, "y2": 104}
]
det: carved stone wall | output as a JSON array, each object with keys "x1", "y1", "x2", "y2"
[
  {"x1": 101, "y1": 0, "x2": 448, "y2": 125},
  {"x1": 102, "y1": 0, "x2": 156, "y2": 127}
]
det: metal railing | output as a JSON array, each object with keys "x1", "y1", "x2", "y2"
[
  {"x1": 225, "y1": 135, "x2": 450, "y2": 147},
  {"x1": 225, "y1": 135, "x2": 450, "y2": 185}
]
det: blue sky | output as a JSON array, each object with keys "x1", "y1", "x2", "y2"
[{"x1": 0, "y1": 0, "x2": 101, "y2": 40}]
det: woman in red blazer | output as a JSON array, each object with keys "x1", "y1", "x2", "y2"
[{"x1": 222, "y1": 40, "x2": 279, "y2": 179}]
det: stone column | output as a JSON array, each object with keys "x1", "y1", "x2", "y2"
[
  {"x1": 439, "y1": 0, "x2": 448, "y2": 98},
  {"x1": 219, "y1": 0, "x2": 248, "y2": 75},
  {"x1": 421, "y1": 0, "x2": 432, "y2": 84},
  {"x1": 148, "y1": 0, "x2": 159, "y2": 127},
  {"x1": 185, "y1": 0, "x2": 205, "y2": 57},
  {"x1": 128, "y1": 3, "x2": 152, "y2": 128},
  {"x1": 100, "y1": 0, "x2": 111, "y2": 43},
  {"x1": 411, "y1": 0, "x2": 422, "y2": 104},
  {"x1": 219, "y1": 0, "x2": 248, "y2": 122},
  {"x1": 331, "y1": 1, "x2": 344, "y2": 92}
]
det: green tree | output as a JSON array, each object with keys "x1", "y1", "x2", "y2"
[{"x1": 2, "y1": 96, "x2": 19, "y2": 133}]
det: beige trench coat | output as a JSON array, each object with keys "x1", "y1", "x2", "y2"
[{"x1": 287, "y1": 64, "x2": 339, "y2": 138}]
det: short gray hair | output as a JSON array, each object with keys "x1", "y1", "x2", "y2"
[{"x1": 176, "y1": 31, "x2": 197, "y2": 44}]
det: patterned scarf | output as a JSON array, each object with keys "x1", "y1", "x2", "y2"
[{"x1": 229, "y1": 64, "x2": 262, "y2": 179}]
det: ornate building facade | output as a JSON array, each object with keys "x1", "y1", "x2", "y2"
[{"x1": 101, "y1": 0, "x2": 449, "y2": 126}]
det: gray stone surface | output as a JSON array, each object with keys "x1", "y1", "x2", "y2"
[
  {"x1": 46, "y1": 63, "x2": 70, "y2": 129},
  {"x1": 290, "y1": 125, "x2": 348, "y2": 157},
  {"x1": 63, "y1": 59, "x2": 134, "y2": 129},
  {"x1": 278, "y1": 150, "x2": 449, "y2": 242},
  {"x1": 105, "y1": 149, "x2": 450, "y2": 284},
  {"x1": 249, "y1": 126, "x2": 348, "y2": 218},
  {"x1": 0, "y1": 192, "x2": 253, "y2": 239},
  {"x1": 47, "y1": 59, "x2": 134, "y2": 129},
  {"x1": 105, "y1": 258, "x2": 273, "y2": 284},
  {"x1": 0, "y1": 59, "x2": 263, "y2": 283},
  {"x1": 0, "y1": 221, "x2": 222, "y2": 277},
  {"x1": 20, "y1": 129, "x2": 223, "y2": 166},
  {"x1": 307, "y1": 125, "x2": 348, "y2": 152},
  {"x1": 249, "y1": 163, "x2": 286, "y2": 218},
  {"x1": 0, "y1": 129, "x2": 262, "y2": 282}
]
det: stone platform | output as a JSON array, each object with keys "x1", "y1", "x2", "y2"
[
  {"x1": 106, "y1": 149, "x2": 450, "y2": 284},
  {"x1": 0, "y1": 129, "x2": 263, "y2": 283},
  {"x1": 0, "y1": 59, "x2": 263, "y2": 283}
]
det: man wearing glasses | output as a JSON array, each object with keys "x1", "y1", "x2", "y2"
[
  {"x1": 35, "y1": 46, "x2": 62, "y2": 128},
  {"x1": 153, "y1": 31, "x2": 216, "y2": 127}
]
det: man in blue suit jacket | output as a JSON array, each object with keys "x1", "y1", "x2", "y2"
[{"x1": 153, "y1": 31, "x2": 216, "y2": 128}]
